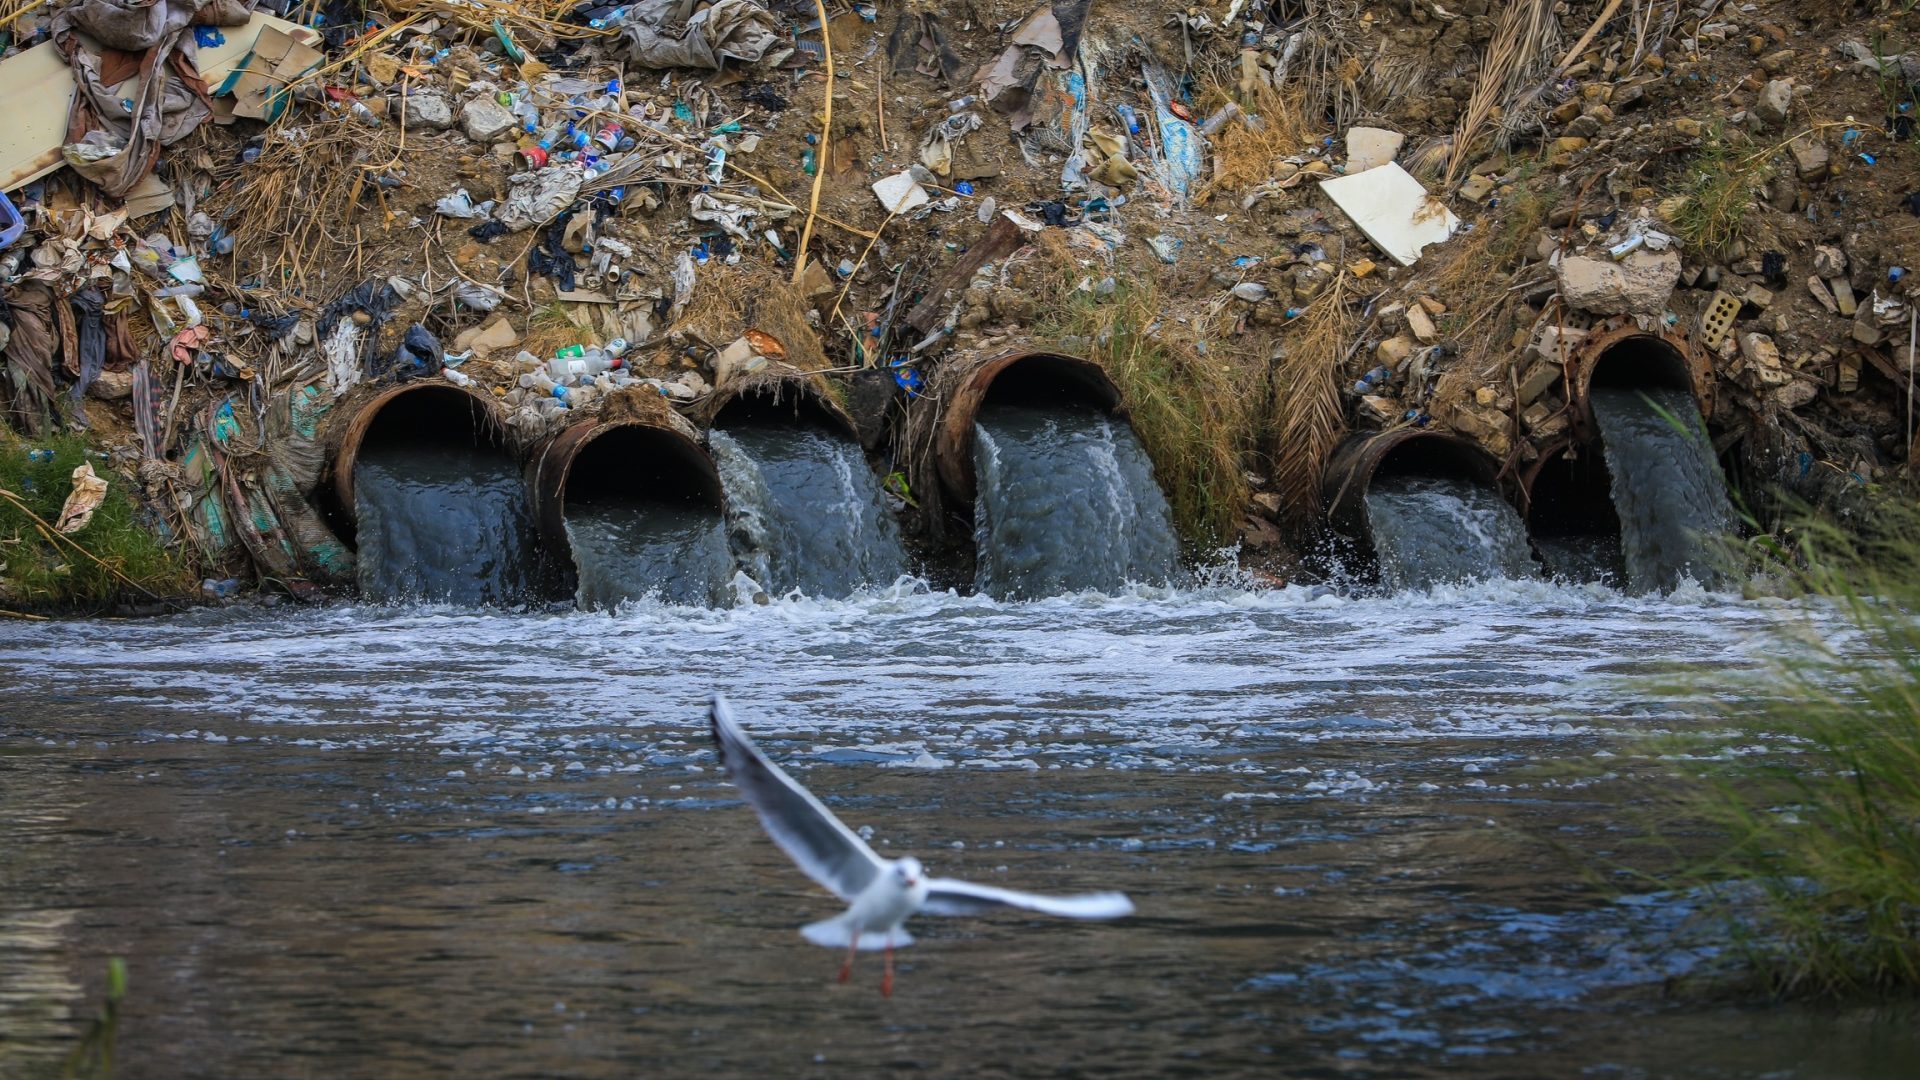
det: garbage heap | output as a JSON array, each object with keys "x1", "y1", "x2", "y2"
[{"x1": 0, "y1": 0, "x2": 1916, "y2": 605}]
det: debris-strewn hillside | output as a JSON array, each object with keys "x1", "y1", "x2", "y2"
[{"x1": 1, "y1": 0, "x2": 1915, "y2": 605}]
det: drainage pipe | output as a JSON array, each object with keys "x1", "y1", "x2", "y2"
[
  {"x1": 323, "y1": 381, "x2": 508, "y2": 542},
  {"x1": 929, "y1": 350, "x2": 1124, "y2": 506},
  {"x1": 525, "y1": 396, "x2": 722, "y2": 563},
  {"x1": 697, "y1": 361, "x2": 860, "y2": 441},
  {"x1": 1565, "y1": 321, "x2": 1713, "y2": 442},
  {"x1": 1321, "y1": 428, "x2": 1507, "y2": 564}
]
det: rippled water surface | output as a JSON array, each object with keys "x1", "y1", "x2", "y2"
[{"x1": 2, "y1": 582, "x2": 1914, "y2": 1078}]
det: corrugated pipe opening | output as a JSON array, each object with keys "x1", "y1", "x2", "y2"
[
  {"x1": 934, "y1": 351, "x2": 1124, "y2": 505},
  {"x1": 527, "y1": 419, "x2": 723, "y2": 564},
  {"x1": 1322, "y1": 429, "x2": 1504, "y2": 566},
  {"x1": 324, "y1": 382, "x2": 507, "y2": 545},
  {"x1": 1569, "y1": 327, "x2": 1711, "y2": 440},
  {"x1": 710, "y1": 375, "x2": 859, "y2": 441}
]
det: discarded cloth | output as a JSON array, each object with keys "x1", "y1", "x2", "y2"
[
  {"x1": 616, "y1": 0, "x2": 792, "y2": 72},
  {"x1": 1, "y1": 284, "x2": 60, "y2": 435},
  {"x1": 50, "y1": 0, "x2": 255, "y2": 197}
]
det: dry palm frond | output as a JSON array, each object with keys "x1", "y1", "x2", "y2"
[
  {"x1": 1199, "y1": 82, "x2": 1317, "y2": 196},
  {"x1": 1269, "y1": 272, "x2": 1355, "y2": 527},
  {"x1": 1445, "y1": 0, "x2": 1557, "y2": 189}
]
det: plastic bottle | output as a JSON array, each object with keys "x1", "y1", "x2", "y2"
[
  {"x1": 588, "y1": 6, "x2": 628, "y2": 29},
  {"x1": 1113, "y1": 104, "x2": 1141, "y2": 136}
]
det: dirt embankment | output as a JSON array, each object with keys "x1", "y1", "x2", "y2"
[{"x1": 2, "y1": 0, "x2": 1916, "y2": 605}]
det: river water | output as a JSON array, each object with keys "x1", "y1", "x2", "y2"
[{"x1": 2, "y1": 581, "x2": 1915, "y2": 1077}]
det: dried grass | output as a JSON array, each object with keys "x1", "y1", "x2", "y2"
[
  {"x1": 1041, "y1": 283, "x2": 1254, "y2": 545},
  {"x1": 1444, "y1": 0, "x2": 1557, "y2": 189},
  {"x1": 1198, "y1": 82, "x2": 1318, "y2": 197},
  {"x1": 669, "y1": 259, "x2": 829, "y2": 372},
  {"x1": 1268, "y1": 272, "x2": 1355, "y2": 527}
]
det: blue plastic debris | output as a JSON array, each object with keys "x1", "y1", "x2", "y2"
[
  {"x1": 954, "y1": 180, "x2": 974, "y2": 196},
  {"x1": 193, "y1": 26, "x2": 225, "y2": 47}
]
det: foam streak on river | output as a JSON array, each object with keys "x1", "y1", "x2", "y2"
[{"x1": 1, "y1": 581, "x2": 1914, "y2": 1077}]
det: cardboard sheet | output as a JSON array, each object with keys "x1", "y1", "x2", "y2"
[
  {"x1": 1317, "y1": 162, "x2": 1459, "y2": 267},
  {"x1": 0, "y1": 13, "x2": 314, "y2": 193}
]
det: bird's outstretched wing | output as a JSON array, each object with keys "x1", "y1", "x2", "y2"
[
  {"x1": 708, "y1": 694, "x2": 885, "y2": 901},
  {"x1": 921, "y1": 878, "x2": 1135, "y2": 919}
]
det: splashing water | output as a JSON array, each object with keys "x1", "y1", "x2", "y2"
[
  {"x1": 709, "y1": 425, "x2": 908, "y2": 598},
  {"x1": 565, "y1": 499, "x2": 734, "y2": 611},
  {"x1": 972, "y1": 404, "x2": 1181, "y2": 600},
  {"x1": 1591, "y1": 386, "x2": 1734, "y2": 593},
  {"x1": 1363, "y1": 474, "x2": 1538, "y2": 591},
  {"x1": 353, "y1": 443, "x2": 542, "y2": 605}
]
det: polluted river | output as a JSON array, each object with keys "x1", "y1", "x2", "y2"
[{"x1": 4, "y1": 580, "x2": 1918, "y2": 1077}]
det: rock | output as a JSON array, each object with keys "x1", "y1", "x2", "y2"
[
  {"x1": 1449, "y1": 406, "x2": 1512, "y2": 457},
  {"x1": 1457, "y1": 173, "x2": 1496, "y2": 201},
  {"x1": 1789, "y1": 136, "x2": 1829, "y2": 182},
  {"x1": 1405, "y1": 304, "x2": 1438, "y2": 343},
  {"x1": 1557, "y1": 250, "x2": 1681, "y2": 316},
  {"x1": 1358, "y1": 394, "x2": 1398, "y2": 424},
  {"x1": 1807, "y1": 276, "x2": 1839, "y2": 314},
  {"x1": 1772, "y1": 379, "x2": 1818, "y2": 410},
  {"x1": 1521, "y1": 400, "x2": 1568, "y2": 438},
  {"x1": 1516, "y1": 358, "x2": 1566, "y2": 405},
  {"x1": 404, "y1": 92, "x2": 453, "y2": 131},
  {"x1": 1831, "y1": 276, "x2": 1858, "y2": 316},
  {"x1": 1743, "y1": 283, "x2": 1775, "y2": 310},
  {"x1": 1738, "y1": 332, "x2": 1792, "y2": 386},
  {"x1": 1344, "y1": 126, "x2": 1404, "y2": 172},
  {"x1": 1757, "y1": 49, "x2": 1796, "y2": 75},
  {"x1": 1565, "y1": 113, "x2": 1605, "y2": 140},
  {"x1": 86, "y1": 370, "x2": 133, "y2": 400},
  {"x1": 1672, "y1": 117, "x2": 1704, "y2": 138},
  {"x1": 460, "y1": 97, "x2": 517, "y2": 142},
  {"x1": 1251, "y1": 492, "x2": 1283, "y2": 518},
  {"x1": 1812, "y1": 245, "x2": 1847, "y2": 278},
  {"x1": 1551, "y1": 136, "x2": 1590, "y2": 154},
  {"x1": 1239, "y1": 514, "x2": 1285, "y2": 552},
  {"x1": 1376, "y1": 333, "x2": 1418, "y2": 367},
  {"x1": 1754, "y1": 79, "x2": 1793, "y2": 127}
]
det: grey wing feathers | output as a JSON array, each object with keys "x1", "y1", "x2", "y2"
[
  {"x1": 708, "y1": 694, "x2": 884, "y2": 901},
  {"x1": 921, "y1": 878, "x2": 1135, "y2": 920}
]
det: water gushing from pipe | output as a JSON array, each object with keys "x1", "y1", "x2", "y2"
[
  {"x1": 709, "y1": 426, "x2": 908, "y2": 598},
  {"x1": 1590, "y1": 385, "x2": 1734, "y2": 592},
  {"x1": 1363, "y1": 474, "x2": 1537, "y2": 591},
  {"x1": 353, "y1": 443, "x2": 542, "y2": 605},
  {"x1": 972, "y1": 404, "x2": 1180, "y2": 599}
]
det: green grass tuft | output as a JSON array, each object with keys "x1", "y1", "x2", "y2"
[
  {"x1": 1040, "y1": 283, "x2": 1253, "y2": 548},
  {"x1": 1668, "y1": 130, "x2": 1772, "y2": 258},
  {"x1": 1641, "y1": 498, "x2": 1920, "y2": 997},
  {"x1": 0, "y1": 433, "x2": 193, "y2": 611}
]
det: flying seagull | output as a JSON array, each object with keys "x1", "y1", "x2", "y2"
[{"x1": 708, "y1": 694, "x2": 1135, "y2": 995}]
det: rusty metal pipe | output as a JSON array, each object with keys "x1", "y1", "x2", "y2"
[
  {"x1": 1321, "y1": 429, "x2": 1507, "y2": 564},
  {"x1": 697, "y1": 361, "x2": 860, "y2": 442},
  {"x1": 324, "y1": 382, "x2": 509, "y2": 540},
  {"x1": 933, "y1": 350, "x2": 1125, "y2": 505},
  {"x1": 1565, "y1": 322, "x2": 1712, "y2": 442},
  {"x1": 526, "y1": 417, "x2": 722, "y2": 562}
]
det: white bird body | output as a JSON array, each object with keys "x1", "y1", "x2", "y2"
[
  {"x1": 707, "y1": 694, "x2": 1135, "y2": 992},
  {"x1": 800, "y1": 857, "x2": 930, "y2": 951}
]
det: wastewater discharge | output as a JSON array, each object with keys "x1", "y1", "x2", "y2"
[
  {"x1": 1590, "y1": 386, "x2": 1734, "y2": 593},
  {"x1": 972, "y1": 404, "x2": 1180, "y2": 600},
  {"x1": 1363, "y1": 473, "x2": 1537, "y2": 591},
  {"x1": 565, "y1": 499, "x2": 733, "y2": 610},
  {"x1": 353, "y1": 442, "x2": 542, "y2": 605},
  {"x1": 709, "y1": 425, "x2": 907, "y2": 598}
]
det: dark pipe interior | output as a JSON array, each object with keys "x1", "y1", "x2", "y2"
[
  {"x1": 981, "y1": 356, "x2": 1121, "y2": 410},
  {"x1": 564, "y1": 426, "x2": 722, "y2": 511},
  {"x1": 714, "y1": 387, "x2": 846, "y2": 435},
  {"x1": 1587, "y1": 336, "x2": 1692, "y2": 391},
  {"x1": 1527, "y1": 445, "x2": 1621, "y2": 541},
  {"x1": 364, "y1": 386, "x2": 502, "y2": 453},
  {"x1": 331, "y1": 386, "x2": 504, "y2": 547},
  {"x1": 1375, "y1": 437, "x2": 1497, "y2": 486}
]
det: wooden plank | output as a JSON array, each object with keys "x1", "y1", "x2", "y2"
[
  {"x1": 0, "y1": 14, "x2": 313, "y2": 193},
  {"x1": 904, "y1": 214, "x2": 1029, "y2": 334}
]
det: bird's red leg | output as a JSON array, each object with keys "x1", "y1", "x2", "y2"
[
  {"x1": 839, "y1": 931, "x2": 859, "y2": 983},
  {"x1": 881, "y1": 939, "x2": 895, "y2": 997}
]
